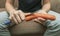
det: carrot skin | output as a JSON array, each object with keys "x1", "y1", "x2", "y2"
[{"x1": 25, "y1": 13, "x2": 56, "y2": 21}]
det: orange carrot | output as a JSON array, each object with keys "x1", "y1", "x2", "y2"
[{"x1": 25, "y1": 13, "x2": 56, "y2": 21}]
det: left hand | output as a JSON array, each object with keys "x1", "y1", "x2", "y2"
[{"x1": 34, "y1": 10, "x2": 48, "y2": 24}]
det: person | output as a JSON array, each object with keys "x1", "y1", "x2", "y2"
[{"x1": 0, "y1": 0, "x2": 60, "y2": 36}]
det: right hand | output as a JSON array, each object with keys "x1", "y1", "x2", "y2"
[{"x1": 9, "y1": 10, "x2": 25, "y2": 24}]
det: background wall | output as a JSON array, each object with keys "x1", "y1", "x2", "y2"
[
  {"x1": 0, "y1": 0, "x2": 6, "y2": 8},
  {"x1": 51, "y1": 0, "x2": 60, "y2": 13}
]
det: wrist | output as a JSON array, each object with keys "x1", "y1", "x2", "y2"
[
  {"x1": 8, "y1": 9, "x2": 16, "y2": 13},
  {"x1": 35, "y1": 10, "x2": 46, "y2": 13},
  {"x1": 41, "y1": 9, "x2": 49, "y2": 12},
  {"x1": 40, "y1": 9, "x2": 47, "y2": 12}
]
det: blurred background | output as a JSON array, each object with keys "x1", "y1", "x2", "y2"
[{"x1": 0, "y1": 0, "x2": 60, "y2": 13}]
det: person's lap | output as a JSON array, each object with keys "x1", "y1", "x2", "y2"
[
  {"x1": 0, "y1": 10, "x2": 60, "y2": 36},
  {"x1": 0, "y1": 11, "x2": 46, "y2": 36}
]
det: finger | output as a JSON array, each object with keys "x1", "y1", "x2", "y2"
[
  {"x1": 9, "y1": 16, "x2": 11, "y2": 20},
  {"x1": 14, "y1": 14, "x2": 21, "y2": 23},
  {"x1": 12, "y1": 15, "x2": 18, "y2": 24},
  {"x1": 37, "y1": 17, "x2": 46, "y2": 21},
  {"x1": 9, "y1": 15, "x2": 14, "y2": 23},
  {"x1": 9, "y1": 14, "x2": 13, "y2": 22},
  {"x1": 19, "y1": 12, "x2": 25, "y2": 20},
  {"x1": 9, "y1": 13, "x2": 12, "y2": 20},
  {"x1": 34, "y1": 19, "x2": 42, "y2": 24}
]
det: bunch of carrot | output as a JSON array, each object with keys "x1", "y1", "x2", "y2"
[{"x1": 25, "y1": 13, "x2": 56, "y2": 21}]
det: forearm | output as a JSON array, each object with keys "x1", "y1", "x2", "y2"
[
  {"x1": 5, "y1": 2, "x2": 16, "y2": 13},
  {"x1": 35, "y1": 2, "x2": 51, "y2": 13},
  {"x1": 41, "y1": 2, "x2": 51, "y2": 12}
]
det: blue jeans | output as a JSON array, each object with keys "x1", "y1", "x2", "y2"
[
  {"x1": 44, "y1": 11, "x2": 60, "y2": 36},
  {"x1": 0, "y1": 11, "x2": 60, "y2": 36},
  {"x1": 0, "y1": 11, "x2": 11, "y2": 36}
]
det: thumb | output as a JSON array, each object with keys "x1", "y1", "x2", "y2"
[
  {"x1": 37, "y1": 17, "x2": 46, "y2": 21},
  {"x1": 25, "y1": 13, "x2": 32, "y2": 16},
  {"x1": 9, "y1": 14, "x2": 12, "y2": 20},
  {"x1": 9, "y1": 16, "x2": 11, "y2": 20}
]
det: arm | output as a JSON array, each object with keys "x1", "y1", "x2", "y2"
[
  {"x1": 34, "y1": 0, "x2": 51, "y2": 23},
  {"x1": 5, "y1": 0, "x2": 25, "y2": 24},
  {"x1": 42, "y1": 0, "x2": 50, "y2": 12},
  {"x1": 5, "y1": 0, "x2": 16, "y2": 12},
  {"x1": 35, "y1": 0, "x2": 50, "y2": 13}
]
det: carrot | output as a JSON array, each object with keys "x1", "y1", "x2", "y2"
[{"x1": 25, "y1": 13, "x2": 56, "y2": 21}]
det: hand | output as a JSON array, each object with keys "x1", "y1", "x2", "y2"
[
  {"x1": 9, "y1": 10, "x2": 31, "y2": 24},
  {"x1": 9, "y1": 10, "x2": 25, "y2": 24},
  {"x1": 34, "y1": 10, "x2": 48, "y2": 24}
]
